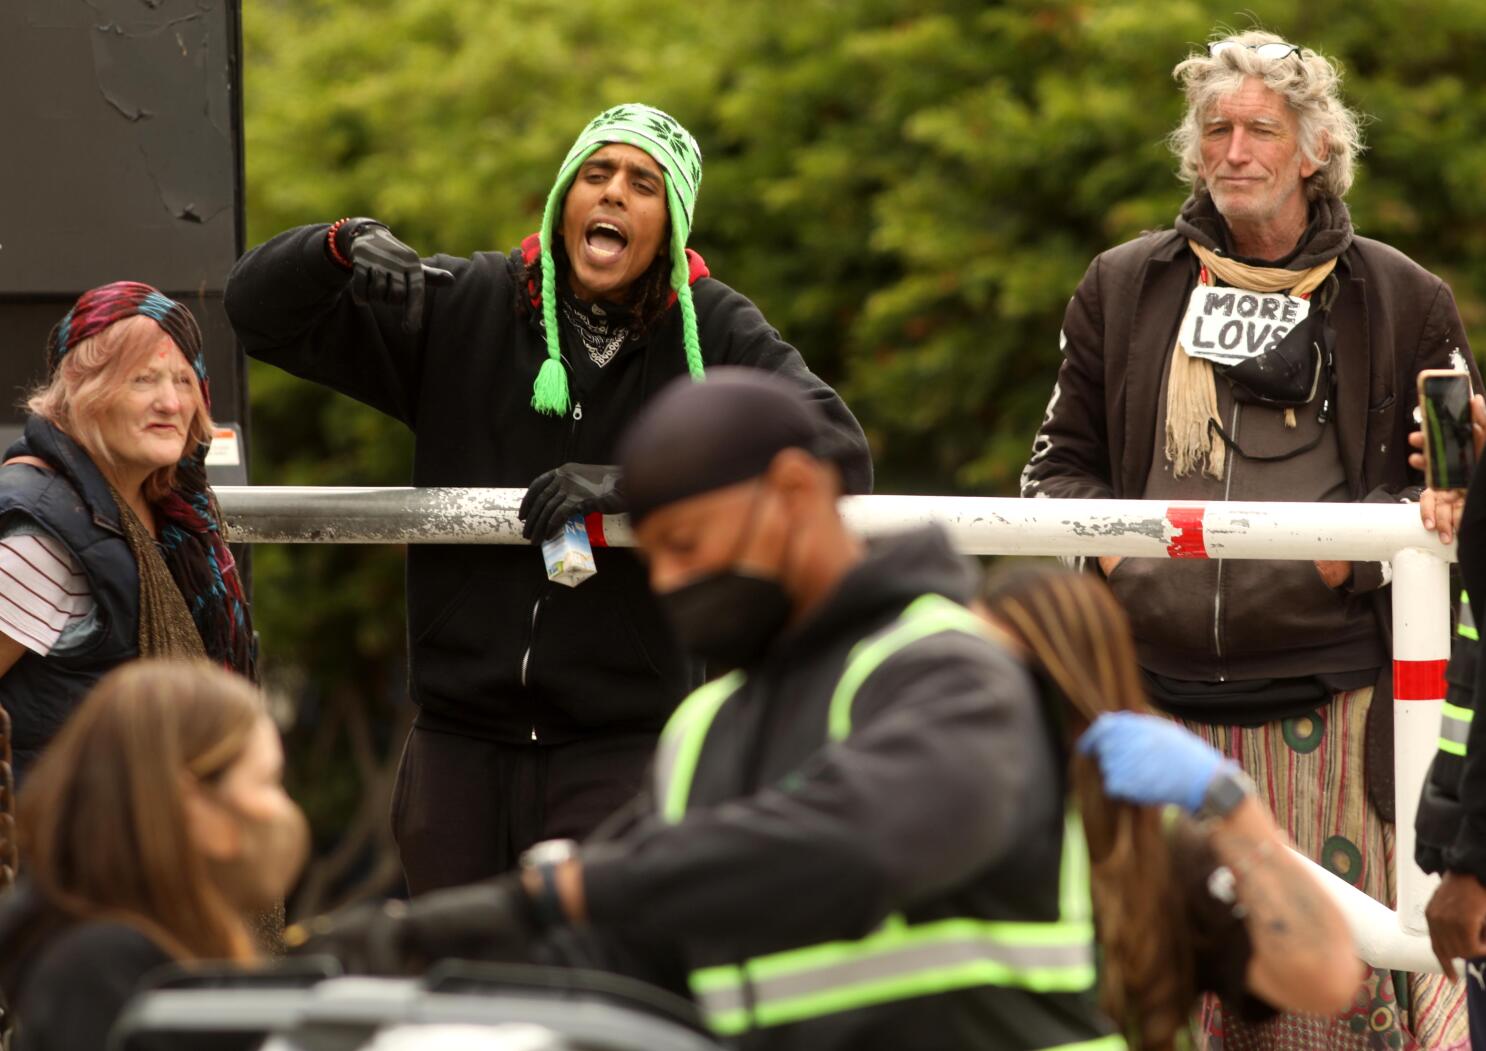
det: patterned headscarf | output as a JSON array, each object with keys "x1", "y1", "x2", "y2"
[
  {"x1": 46, "y1": 282, "x2": 253, "y2": 680},
  {"x1": 48, "y1": 281, "x2": 206, "y2": 387},
  {"x1": 531, "y1": 104, "x2": 706, "y2": 416}
]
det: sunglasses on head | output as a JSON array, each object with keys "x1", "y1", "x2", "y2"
[{"x1": 1207, "y1": 40, "x2": 1302, "y2": 61}]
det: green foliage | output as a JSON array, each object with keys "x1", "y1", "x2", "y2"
[{"x1": 241, "y1": 0, "x2": 1486, "y2": 874}]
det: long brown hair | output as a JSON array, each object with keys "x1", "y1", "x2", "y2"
[
  {"x1": 17, "y1": 659, "x2": 263, "y2": 963},
  {"x1": 981, "y1": 566, "x2": 1190, "y2": 1051}
]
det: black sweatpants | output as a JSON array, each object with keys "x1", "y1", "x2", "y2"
[{"x1": 390, "y1": 723, "x2": 656, "y2": 897}]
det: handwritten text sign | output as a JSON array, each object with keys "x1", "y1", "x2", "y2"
[{"x1": 1178, "y1": 286, "x2": 1309, "y2": 367}]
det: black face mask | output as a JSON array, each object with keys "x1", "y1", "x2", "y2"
[
  {"x1": 656, "y1": 485, "x2": 794, "y2": 669},
  {"x1": 1218, "y1": 309, "x2": 1329, "y2": 408},
  {"x1": 658, "y1": 570, "x2": 793, "y2": 668},
  {"x1": 1209, "y1": 309, "x2": 1336, "y2": 463}
]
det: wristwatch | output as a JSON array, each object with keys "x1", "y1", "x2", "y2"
[
  {"x1": 520, "y1": 838, "x2": 580, "y2": 868},
  {"x1": 1196, "y1": 765, "x2": 1256, "y2": 821},
  {"x1": 519, "y1": 838, "x2": 579, "y2": 929}
]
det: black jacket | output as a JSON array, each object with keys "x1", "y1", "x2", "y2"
[
  {"x1": 1021, "y1": 196, "x2": 1477, "y2": 689},
  {"x1": 0, "y1": 882, "x2": 174, "y2": 1051},
  {"x1": 1417, "y1": 465, "x2": 1486, "y2": 882},
  {"x1": 576, "y1": 528, "x2": 1113, "y2": 1050},
  {"x1": 0, "y1": 419, "x2": 141, "y2": 783},
  {"x1": 225, "y1": 226, "x2": 872, "y2": 743}
]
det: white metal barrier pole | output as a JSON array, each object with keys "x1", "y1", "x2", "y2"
[
  {"x1": 215, "y1": 488, "x2": 1457, "y2": 971},
  {"x1": 1294, "y1": 851, "x2": 1456, "y2": 975},
  {"x1": 1390, "y1": 547, "x2": 1450, "y2": 936},
  {"x1": 217, "y1": 489, "x2": 1441, "y2": 561}
]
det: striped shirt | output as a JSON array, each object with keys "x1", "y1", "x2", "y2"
[{"x1": 0, "y1": 523, "x2": 98, "y2": 656}]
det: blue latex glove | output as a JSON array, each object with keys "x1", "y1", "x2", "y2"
[{"x1": 1076, "y1": 711, "x2": 1234, "y2": 813}]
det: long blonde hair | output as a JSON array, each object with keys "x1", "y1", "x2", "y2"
[
  {"x1": 17, "y1": 660, "x2": 263, "y2": 962},
  {"x1": 982, "y1": 567, "x2": 1190, "y2": 1051}
]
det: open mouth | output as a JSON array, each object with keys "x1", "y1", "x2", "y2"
[{"x1": 584, "y1": 219, "x2": 629, "y2": 260}]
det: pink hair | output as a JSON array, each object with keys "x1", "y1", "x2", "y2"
[{"x1": 26, "y1": 315, "x2": 213, "y2": 503}]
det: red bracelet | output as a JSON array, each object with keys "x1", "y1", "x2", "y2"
[{"x1": 326, "y1": 218, "x2": 354, "y2": 270}]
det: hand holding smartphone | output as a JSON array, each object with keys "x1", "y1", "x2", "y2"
[{"x1": 1418, "y1": 369, "x2": 1475, "y2": 491}]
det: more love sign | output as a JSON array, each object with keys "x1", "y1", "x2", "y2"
[{"x1": 1178, "y1": 285, "x2": 1310, "y2": 368}]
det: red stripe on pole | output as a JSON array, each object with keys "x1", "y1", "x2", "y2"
[
  {"x1": 584, "y1": 512, "x2": 608, "y2": 548},
  {"x1": 1394, "y1": 659, "x2": 1448, "y2": 701},
  {"x1": 1166, "y1": 506, "x2": 1208, "y2": 559}
]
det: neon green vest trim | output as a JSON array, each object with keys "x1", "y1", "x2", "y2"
[
  {"x1": 1459, "y1": 590, "x2": 1477, "y2": 641},
  {"x1": 654, "y1": 670, "x2": 745, "y2": 825},
  {"x1": 827, "y1": 593, "x2": 992, "y2": 740},
  {"x1": 690, "y1": 810, "x2": 1098, "y2": 1036},
  {"x1": 1440, "y1": 700, "x2": 1473, "y2": 758},
  {"x1": 652, "y1": 593, "x2": 1107, "y2": 1045}
]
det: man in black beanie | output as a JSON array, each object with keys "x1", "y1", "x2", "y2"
[{"x1": 300, "y1": 369, "x2": 1116, "y2": 1051}]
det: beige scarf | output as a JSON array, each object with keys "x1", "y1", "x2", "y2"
[
  {"x1": 1165, "y1": 241, "x2": 1337, "y2": 479},
  {"x1": 110, "y1": 486, "x2": 208, "y2": 661}
]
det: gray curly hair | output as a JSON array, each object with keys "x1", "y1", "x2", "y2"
[{"x1": 1170, "y1": 30, "x2": 1365, "y2": 201}]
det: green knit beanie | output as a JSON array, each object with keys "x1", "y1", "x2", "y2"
[{"x1": 532, "y1": 103, "x2": 706, "y2": 416}]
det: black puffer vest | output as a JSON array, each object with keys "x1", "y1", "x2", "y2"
[{"x1": 0, "y1": 419, "x2": 139, "y2": 783}]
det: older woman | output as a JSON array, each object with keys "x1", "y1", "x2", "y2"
[
  {"x1": 0, "y1": 281, "x2": 252, "y2": 781},
  {"x1": 0, "y1": 660, "x2": 309, "y2": 1051}
]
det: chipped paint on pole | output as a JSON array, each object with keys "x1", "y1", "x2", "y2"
[
  {"x1": 213, "y1": 485, "x2": 1458, "y2": 972},
  {"x1": 217, "y1": 488, "x2": 1445, "y2": 562}
]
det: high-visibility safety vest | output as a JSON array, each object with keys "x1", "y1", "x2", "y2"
[
  {"x1": 652, "y1": 593, "x2": 1123, "y2": 1049},
  {"x1": 1441, "y1": 591, "x2": 1476, "y2": 759}
]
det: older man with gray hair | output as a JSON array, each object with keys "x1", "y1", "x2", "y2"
[{"x1": 1021, "y1": 29, "x2": 1474, "y2": 1048}]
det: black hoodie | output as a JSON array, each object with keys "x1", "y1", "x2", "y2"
[
  {"x1": 225, "y1": 226, "x2": 872, "y2": 743},
  {"x1": 1417, "y1": 467, "x2": 1486, "y2": 883},
  {"x1": 0, "y1": 883, "x2": 173, "y2": 1051},
  {"x1": 574, "y1": 527, "x2": 1112, "y2": 1050}
]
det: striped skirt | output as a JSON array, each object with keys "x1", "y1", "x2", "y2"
[{"x1": 1182, "y1": 688, "x2": 1468, "y2": 1050}]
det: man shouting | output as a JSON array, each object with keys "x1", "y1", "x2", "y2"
[{"x1": 226, "y1": 103, "x2": 871, "y2": 896}]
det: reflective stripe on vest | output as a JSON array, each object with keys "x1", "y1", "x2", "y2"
[
  {"x1": 1460, "y1": 590, "x2": 1478, "y2": 642},
  {"x1": 1440, "y1": 700, "x2": 1474, "y2": 757},
  {"x1": 827, "y1": 593, "x2": 993, "y2": 740},
  {"x1": 690, "y1": 809, "x2": 1097, "y2": 1036},
  {"x1": 654, "y1": 670, "x2": 745, "y2": 824},
  {"x1": 652, "y1": 593, "x2": 1103, "y2": 1043}
]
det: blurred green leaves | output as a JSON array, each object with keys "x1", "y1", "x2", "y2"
[{"x1": 242, "y1": 0, "x2": 1486, "y2": 842}]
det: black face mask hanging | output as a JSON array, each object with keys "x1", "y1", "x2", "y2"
[
  {"x1": 1208, "y1": 307, "x2": 1337, "y2": 463},
  {"x1": 656, "y1": 486, "x2": 794, "y2": 669}
]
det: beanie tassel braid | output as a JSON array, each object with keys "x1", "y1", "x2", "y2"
[{"x1": 670, "y1": 182, "x2": 705, "y2": 384}]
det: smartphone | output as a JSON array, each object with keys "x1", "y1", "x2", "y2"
[{"x1": 1418, "y1": 369, "x2": 1475, "y2": 490}]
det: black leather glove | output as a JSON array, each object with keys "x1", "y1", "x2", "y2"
[
  {"x1": 519, "y1": 463, "x2": 626, "y2": 542},
  {"x1": 334, "y1": 218, "x2": 454, "y2": 335},
  {"x1": 288, "y1": 876, "x2": 542, "y2": 976}
]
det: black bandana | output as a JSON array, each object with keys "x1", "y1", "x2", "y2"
[{"x1": 559, "y1": 292, "x2": 635, "y2": 369}]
